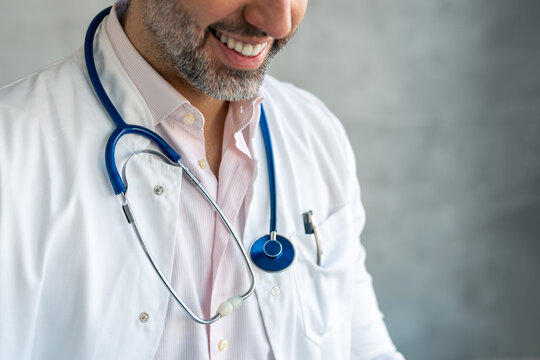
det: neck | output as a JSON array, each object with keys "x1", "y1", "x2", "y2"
[{"x1": 122, "y1": 2, "x2": 228, "y2": 174}]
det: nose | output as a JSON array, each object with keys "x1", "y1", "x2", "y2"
[{"x1": 243, "y1": 0, "x2": 295, "y2": 39}]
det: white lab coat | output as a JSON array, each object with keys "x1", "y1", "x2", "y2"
[{"x1": 0, "y1": 21, "x2": 403, "y2": 360}]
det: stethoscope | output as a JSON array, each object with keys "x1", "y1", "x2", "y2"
[{"x1": 85, "y1": 7, "x2": 295, "y2": 324}]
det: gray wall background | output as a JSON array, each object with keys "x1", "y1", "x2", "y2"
[{"x1": 2, "y1": 1, "x2": 539, "y2": 359}]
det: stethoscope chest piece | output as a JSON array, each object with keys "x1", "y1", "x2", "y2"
[{"x1": 250, "y1": 232, "x2": 295, "y2": 272}]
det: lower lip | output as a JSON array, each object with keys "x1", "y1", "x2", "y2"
[{"x1": 210, "y1": 33, "x2": 269, "y2": 70}]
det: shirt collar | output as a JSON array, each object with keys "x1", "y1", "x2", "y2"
[{"x1": 105, "y1": 2, "x2": 189, "y2": 126}]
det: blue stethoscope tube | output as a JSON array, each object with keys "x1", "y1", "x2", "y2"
[
  {"x1": 85, "y1": 7, "x2": 295, "y2": 323},
  {"x1": 85, "y1": 7, "x2": 181, "y2": 195},
  {"x1": 250, "y1": 106, "x2": 296, "y2": 272}
]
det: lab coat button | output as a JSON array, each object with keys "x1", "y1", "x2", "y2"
[
  {"x1": 139, "y1": 312, "x2": 149, "y2": 323},
  {"x1": 183, "y1": 113, "x2": 195, "y2": 125},
  {"x1": 218, "y1": 339, "x2": 229, "y2": 352},
  {"x1": 271, "y1": 286, "x2": 280, "y2": 297},
  {"x1": 153, "y1": 185, "x2": 164, "y2": 195}
]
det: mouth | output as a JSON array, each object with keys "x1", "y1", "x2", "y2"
[{"x1": 209, "y1": 28, "x2": 269, "y2": 58}]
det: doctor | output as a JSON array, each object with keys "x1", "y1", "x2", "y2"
[{"x1": 0, "y1": 0, "x2": 404, "y2": 359}]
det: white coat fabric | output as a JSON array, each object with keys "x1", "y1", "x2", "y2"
[{"x1": 0, "y1": 19, "x2": 404, "y2": 360}]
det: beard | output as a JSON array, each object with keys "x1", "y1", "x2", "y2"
[{"x1": 142, "y1": 0, "x2": 293, "y2": 101}]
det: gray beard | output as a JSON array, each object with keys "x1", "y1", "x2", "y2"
[{"x1": 142, "y1": 0, "x2": 285, "y2": 101}]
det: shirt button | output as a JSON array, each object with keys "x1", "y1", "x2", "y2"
[
  {"x1": 198, "y1": 159, "x2": 208, "y2": 169},
  {"x1": 271, "y1": 286, "x2": 280, "y2": 297},
  {"x1": 218, "y1": 339, "x2": 229, "y2": 352},
  {"x1": 139, "y1": 312, "x2": 149, "y2": 323},
  {"x1": 183, "y1": 113, "x2": 195, "y2": 125}
]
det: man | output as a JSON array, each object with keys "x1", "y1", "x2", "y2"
[{"x1": 0, "y1": 0, "x2": 404, "y2": 359}]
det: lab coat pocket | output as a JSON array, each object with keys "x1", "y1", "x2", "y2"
[{"x1": 291, "y1": 203, "x2": 357, "y2": 345}]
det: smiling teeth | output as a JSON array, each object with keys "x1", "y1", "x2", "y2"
[{"x1": 215, "y1": 30, "x2": 266, "y2": 57}]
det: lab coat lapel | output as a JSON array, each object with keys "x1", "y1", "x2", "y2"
[
  {"x1": 241, "y1": 103, "x2": 304, "y2": 359},
  {"x1": 93, "y1": 21, "x2": 181, "y2": 282}
]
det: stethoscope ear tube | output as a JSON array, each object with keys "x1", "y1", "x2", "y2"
[{"x1": 119, "y1": 151, "x2": 256, "y2": 324}]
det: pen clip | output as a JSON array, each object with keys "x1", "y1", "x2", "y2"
[{"x1": 303, "y1": 210, "x2": 322, "y2": 266}]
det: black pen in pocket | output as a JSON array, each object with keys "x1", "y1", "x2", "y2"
[{"x1": 303, "y1": 210, "x2": 323, "y2": 265}]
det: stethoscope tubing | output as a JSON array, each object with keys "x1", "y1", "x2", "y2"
[
  {"x1": 174, "y1": 160, "x2": 258, "y2": 302},
  {"x1": 85, "y1": 6, "x2": 181, "y2": 195},
  {"x1": 120, "y1": 192, "x2": 221, "y2": 324},
  {"x1": 259, "y1": 106, "x2": 278, "y2": 234},
  {"x1": 119, "y1": 150, "x2": 257, "y2": 324}
]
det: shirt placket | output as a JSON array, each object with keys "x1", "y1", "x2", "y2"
[{"x1": 208, "y1": 105, "x2": 258, "y2": 359}]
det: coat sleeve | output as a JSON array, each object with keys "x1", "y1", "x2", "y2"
[
  {"x1": 349, "y1": 245, "x2": 406, "y2": 359},
  {"x1": 337, "y1": 119, "x2": 406, "y2": 360}
]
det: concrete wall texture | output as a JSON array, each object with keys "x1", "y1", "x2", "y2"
[{"x1": 1, "y1": 1, "x2": 539, "y2": 359}]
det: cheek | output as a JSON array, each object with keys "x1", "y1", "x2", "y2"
[{"x1": 291, "y1": 0, "x2": 308, "y2": 30}]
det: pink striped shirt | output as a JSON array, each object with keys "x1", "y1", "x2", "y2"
[{"x1": 105, "y1": 3, "x2": 274, "y2": 359}]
